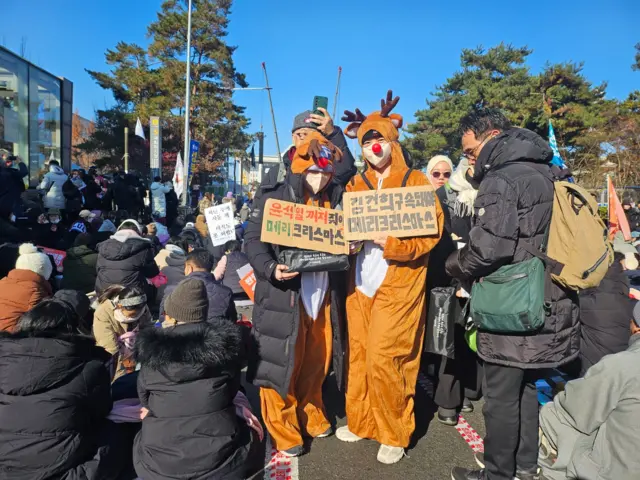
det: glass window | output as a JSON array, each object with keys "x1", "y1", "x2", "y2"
[
  {"x1": 29, "y1": 66, "x2": 61, "y2": 186},
  {"x1": 0, "y1": 49, "x2": 29, "y2": 176}
]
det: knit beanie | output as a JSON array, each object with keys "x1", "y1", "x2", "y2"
[
  {"x1": 164, "y1": 278, "x2": 209, "y2": 324},
  {"x1": 16, "y1": 243, "x2": 53, "y2": 280}
]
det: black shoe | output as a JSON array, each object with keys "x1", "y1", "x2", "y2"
[
  {"x1": 461, "y1": 398, "x2": 474, "y2": 413},
  {"x1": 438, "y1": 408, "x2": 459, "y2": 426},
  {"x1": 451, "y1": 467, "x2": 485, "y2": 480},
  {"x1": 514, "y1": 468, "x2": 540, "y2": 480}
]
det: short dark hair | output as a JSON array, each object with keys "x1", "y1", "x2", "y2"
[
  {"x1": 154, "y1": 176, "x2": 161, "y2": 182},
  {"x1": 73, "y1": 232, "x2": 94, "y2": 248},
  {"x1": 167, "y1": 236, "x2": 188, "y2": 252},
  {"x1": 224, "y1": 240, "x2": 241, "y2": 253},
  {"x1": 16, "y1": 299, "x2": 79, "y2": 334},
  {"x1": 459, "y1": 108, "x2": 512, "y2": 138},
  {"x1": 98, "y1": 284, "x2": 147, "y2": 307},
  {"x1": 186, "y1": 248, "x2": 214, "y2": 271},
  {"x1": 49, "y1": 160, "x2": 60, "y2": 167}
]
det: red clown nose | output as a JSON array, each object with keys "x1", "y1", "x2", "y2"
[
  {"x1": 316, "y1": 157, "x2": 329, "y2": 169},
  {"x1": 372, "y1": 143, "x2": 382, "y2": 154}
]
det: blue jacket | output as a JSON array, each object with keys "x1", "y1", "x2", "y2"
[{"x1": 160, "y1": 271, "x2": 237, "y2": 323}]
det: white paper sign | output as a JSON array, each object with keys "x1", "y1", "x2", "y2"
[{"x1": 204, "y1": 203, "x2": 236, "y2": 246}]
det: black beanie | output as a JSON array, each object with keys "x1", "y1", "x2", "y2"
[{"x1": 164, "y1": 278, "x2": 209, "y2": 324}]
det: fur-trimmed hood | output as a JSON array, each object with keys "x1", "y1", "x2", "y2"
[{"x1": 134, "y1": 321, "x2": 242, "y2": 382}]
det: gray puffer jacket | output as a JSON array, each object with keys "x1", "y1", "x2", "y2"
[
  {"x1": 39, "y1": 165, "x2": 68, "y2": 210},
  {"x1": 446, "y1": 128, "x2": 579, "y2": 369}
]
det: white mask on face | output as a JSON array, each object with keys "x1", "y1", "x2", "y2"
[
  {"x1": 362, "y1": 142, "x2": 392, "y2": 168},
  {"x1": 114, "y1": 306, "x2": 146, "y2": 324},
  {"x1": 303, "y1": 172, "x2": 332, "y2": 194},
  {"x1": 49, "y1": 216, "x2": 60, "y2": 224}
]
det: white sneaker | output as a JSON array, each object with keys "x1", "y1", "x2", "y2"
[
  {"x1": 335, "y1": 425, "x2": 363, "y2": 443},
  {"x1": 377, "y1": 444, "x2": 405, "y2": 465}
]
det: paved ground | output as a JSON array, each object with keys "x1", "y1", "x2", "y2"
[{"x1": 238, "y1": 305, "x2": 486, "y2": 480}]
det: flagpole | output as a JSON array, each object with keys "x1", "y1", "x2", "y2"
[
  {"x1": 124, "y1": 127, "x2": 129, "y2": 173},
  {"x1": 261, "y1": 62, "x2": 281, "y2": 162},
  {"x1": 181, "y1": 0, "x2": 193, "y2": 208}
]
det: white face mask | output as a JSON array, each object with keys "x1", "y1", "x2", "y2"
[
  {"x1": 114, "y1": 306, "x2": 146, "y2": 324},
  {"x1": 303, "y1": 171, "x2": 332, "y2": 194},
  {"x1": 362, "y1": 141, "x2": 392, "y2": 169},
  {"x1": 49, "y1": 216, "x2": 60, "y2": 224}
]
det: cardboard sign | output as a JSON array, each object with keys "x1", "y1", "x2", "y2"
[
  {"x1": 204, "y1": 203, "x2": 236, "y2": 246},
  {"x1": 39, "y1": 247, "x2": 66, "y2": 273},
  {"x1": 343, "y1": 186, "x2": 438, "y2": 240},
  {"x1": 237, "y1": 263, "x2": 256, "y2": 302},
  {"x1": 261, "y1": 199, "x2": 348, "y2": 255}
]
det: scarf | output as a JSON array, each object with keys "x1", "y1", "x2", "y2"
[{"x1": 447, "y1": 159, "x2": 478, "y2": 218}]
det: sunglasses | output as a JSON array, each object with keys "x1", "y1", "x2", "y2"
[{"x1": 431, "y1": 171, "x2": 451, "y2": 179}]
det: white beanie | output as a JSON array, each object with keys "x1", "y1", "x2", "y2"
[
  {"x1": 16, "y1": 244, "x2": 53, "y2": 280},
  {"x1": 426, "y1": 155, "x2": 454, "y2": 176}
]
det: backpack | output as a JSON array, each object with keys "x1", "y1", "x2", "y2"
[{"x1": 524, "y1": 181, "x2": 613, "y2": 291}]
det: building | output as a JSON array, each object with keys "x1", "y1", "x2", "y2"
[{"x1": 0, "y1": 46, "x2": 73, "y2": 186}]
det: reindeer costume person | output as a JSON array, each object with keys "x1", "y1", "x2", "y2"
[{"x1": 336, "y1": 92, "x2": 444, "y2": 464}]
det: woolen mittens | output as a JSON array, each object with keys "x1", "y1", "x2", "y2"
[{"x1": 164, "y1": 278, "x2": 209, "y2": 324}]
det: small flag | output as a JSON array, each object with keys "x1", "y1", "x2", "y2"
[
  {"x1": 135, "y1": 118, "x2": 146, "y2": 140},
  {"x1": 548, "y1": 120, "x2": 567, "y2": 169},
  {"x1": 250, "y1": 145, "x2": 256, "y2": 167},
  {"x1": 608, "y1": 175, "x2": 632, "y2": 241},
  {"x1": 173, "y1": 152, "x2": 184, "y2": 198}
]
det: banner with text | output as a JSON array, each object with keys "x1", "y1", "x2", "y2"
[
  {"x1": 344, "y1": 186, "x2": 438, "y2": 240},
  {"x1": 204, "y1": 203, "x2": 236, "y2": 246},
  {"x1": 261, "y1": 199, "x2": 348, "y2": 255}
]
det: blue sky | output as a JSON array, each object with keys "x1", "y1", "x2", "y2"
[{"x1": 3, "y1": 0, "x2": 639, "y2": 156}]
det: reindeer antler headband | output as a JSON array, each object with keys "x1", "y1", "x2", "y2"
[{"x1": 342, "y1": 90, "x2": 403, "y2": 142}]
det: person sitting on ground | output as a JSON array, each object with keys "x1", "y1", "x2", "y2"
[
  {"x1": 213, "y1": 239, "x2": 251, "y2": 298},
  {"x1": 133, "y1": 278, "x2": 258, "y2": 480},
  {"x1": 93, "y1": 285, "x2": 152, "y2": 381},
  {"x1": 154, "y1": 236, "x2": 188, "y2": 302},
  {"x1": 95, "y1": 219, "x2": 159, "y2": 303},
  {"x1": 142, "y1": 223, "x2": 162, "y2": 255},
  {"x1": 0, "y1": 244, "x2": 53, "y2": 332},
  {"x1": 568, "y1": 252, "x2": 634, "y2": 377},
  {"x1": 0, "y1": 298, "x2": 130, "y2": 480},
  {"x1": 538, "y1": 301, "x2": 640, "y2": 480},
  {"x1": 61, "y1": 233, "x2": 99, "y2": 294},
  {"x1": 160, "y1": 248, "x2": 237, "y2": 324}
]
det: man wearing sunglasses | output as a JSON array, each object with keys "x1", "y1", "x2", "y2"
[{"x1": 447, "y1": 109, "x2": 579, "y2": 480}]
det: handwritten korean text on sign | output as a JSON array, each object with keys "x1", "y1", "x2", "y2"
[
  {"x1": 261, "y1": 199, "x2": 348, "y2": 255},
  {"x1": 204, "y1": 203, "x2": 236, "y2": 246},
  {"x1": 343, "y1": 186, "x2": 438, "y2": 240}
]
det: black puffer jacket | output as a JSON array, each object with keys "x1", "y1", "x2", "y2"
[
  {"x1": 0, "y1": 330, "x2": 124, "y2": 480},
  {"x1": 577, "y1": 259, "x2": 633, "y2": 376},
  {"x1": 245, "y1": 174, "x2": 347, "y2": 398},
  {"x1": 446, "y1": 128, "x2": 580, "y2": 369},
  {"x1": 133, "y1": 321, "x2": 254, "y2": 480},
  {"x1": 95, "y1": 230, "x2": 159, "y2": 295}
]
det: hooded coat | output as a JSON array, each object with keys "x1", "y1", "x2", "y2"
[
  {"x1": 133, "y1": 321, "x2": 255, "y2": 480},
  {"x1": 95, "y1": 230, "x2": 160, "y2": 295},
  {"x1": 0, "y1": 330, "x2": 126, "y2": 480},
  {"x1": 244, "y1": 174, "x2": 348, "y2": 398},
  {"x1": 154, "y1": 245, "x2": 186, "y2": 302},
  {"x1": 446, "y1": 128, "x2": 580, "y2": 369},
  {"x1": 61, "y1": 245, "x2": 99, "y2": 294},
  {"x1": 39, "y1": 165, "x2": 68, "y2": 210},
  {"x1": 150, "y1": 182, "x2": 171, "y2": 218}
]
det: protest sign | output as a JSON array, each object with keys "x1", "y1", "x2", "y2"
[
  {"x1": 237, "y1": 263, "x2": 256, "y2": 302},
  {"x1": 343, "y1": 185, "x2": 438, "y2": 240},
  {"x1": 204, "y1": 203, "x2": 236, "y2": 246},
  {"x1": 261, "y1": 199, "x2": 348, "y2": 255},
  {"x1": 39, "y1": 247, "x2": 66, "y2": 273}
]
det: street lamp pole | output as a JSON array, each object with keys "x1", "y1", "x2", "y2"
[{"x1": 181, "y1": 0, "x2": 193, "y2": 207}]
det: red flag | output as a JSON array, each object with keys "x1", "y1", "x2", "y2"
[{"x1": 608, "y1": 176, "x2": 632, "y2": 241}]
